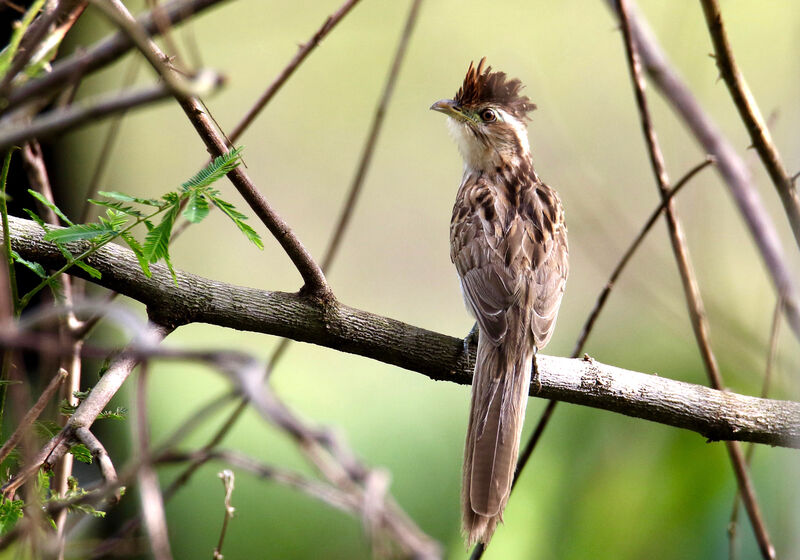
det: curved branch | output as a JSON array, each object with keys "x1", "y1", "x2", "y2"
[{"x1": 3, "y1": 214, "x2": 799, "y2": 448}]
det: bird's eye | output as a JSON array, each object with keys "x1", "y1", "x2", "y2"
[{"x1": 480, "y1": 108, "x2": 497, "y2": 122}]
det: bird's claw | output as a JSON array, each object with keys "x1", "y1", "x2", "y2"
[{"x1": 462, "y1": 322, "x2": 479, "y2": 370}]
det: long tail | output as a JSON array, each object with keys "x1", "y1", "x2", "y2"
[{"x1": 462, "y1": 329, "x2": 533, "y2": 546}]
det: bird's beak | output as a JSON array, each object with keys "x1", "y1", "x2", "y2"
[{"x1": 430, "y1": 99, "x2": 462, "y2": 118}]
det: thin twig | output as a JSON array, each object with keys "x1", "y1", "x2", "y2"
[
  {"x1": 0, "y1": 0, "x2": 86, "y2": 96},
  {"x1": 604, "y1": 0, "x2": 800, "y2": 342},
  {"x1": 0, "y1": 80, "x2": 220, "y2": 151},
  {"x1": 81, "y1": 57, "x2": 142, "y2": 223},
  {"x1": 728, "y1": 298, "x2": 782, "y2": 559},
  {"x1": 571, "y1": 157, "x2": 715, "y2": 356},
  {"x1": 228, "y1": 0, "x2": 362, "y2": 143},
  {"x1": 699, "y1": 0, "x2": 800, "y2": 247},
  {"x1": 0, "y1": 368, "x2": 67, "y2": 465},
  {"x1": 322, "y1": 0, "x2": 423, "y2": 272},
  {"x1": 74, "y1": 426, "x2": 119, "y2": 487},
  {"x1": 135, "y1": 360, "x2": 173, "y2": 560},
  {"x1": 212, "y1": 470, "x2": 235, "y2": 560},
  {"x1": 86, "y1": 0, "x2": 202, "y2": 98},
  {"x1": 162, "y1": 0, "x2": 420, "y2": 487},
  {"x1": 1, "y1": 0, "x2": 226, "y2": 114},
  {"x1": 617, "y1": 1, "x2": 774, "y2": 557},
  {"x1": 0, "y1": 149, "x2": 18, "y2": 316},
  {"x1": 0, "y1": 320, "x2": 172, "y2": 495}
]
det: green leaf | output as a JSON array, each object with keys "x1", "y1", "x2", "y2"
[
  {"x1": 69, "y1": 502, "x2": 106, "y2": 518},
  {"x1": 98, "y1": 191, "x2": 161, "y2": 207},
  {"x1": 0, "y1": 0, "x2": 47, "y2": 78},
  {"x1": 210, "y1": 195, "x2": 264, "y2": 249},
  {"x1": 98, "y1": 209, "x2": 129, "y2": 231},
  {"x1": 182, "y1": 147, "x2": 243, "y2": 191},
  {"x1": 97, "y1": 407, "x2": 127, "y2": 421},
  {"x1": 142, "y1": 202, "x2": 180, "y2": 264},
  {"x1": 27, "y1": 189, "x2": 74, "y2": 226},
  {"x1": 11, "y1": 249, "x2": 46, "y2": 278},
  {"x1": 73, "y1": 259, "x2": 102, "y2": 280},
  {"x1": 182, "y1": 190, "x2": 210, "y2": 223},
  {"x1": 120, "y1": 232, "x2": 151, "y2": 277},
  {"x1": 0, "y1": 498, "x2": 23, "y2": 535},
  {"x1": 34, "y1": 420, "x2": 61, "y2": 440},
  {"x1": 37, "y1": 469, "x2": 52, "y2": 501},
  {"x1": 88, "y1": 199, "x2": 143, "y2": 217},
  {"x1": 44, "y1": 223, "x2": 111, "y2": 244},
  {"x1": 23, "y1": 207, "x2": 46, "y2": 228},
  {"x1": 69, "y1": 443, "x2": 92, "y2": 464},
  {"x1": 59, "y1": 399, "x2": 77, "y2": 416},
  {"x1": 163, "y1": 252, "x2": 177, "y2": 285}
]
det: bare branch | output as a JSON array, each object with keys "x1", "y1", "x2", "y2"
[
  {"x1": 321, "y1": 0, "x2": 423, "y2": 273},
  {"x1": 95, "y1": 0, "x2": 329, "y2": 297},
  {"x1": 228, "y1": 0, "x2": 362, "y2": 144},
  {"x1": 74, "y1": 426, "x2": 118, "y2": 488},
  {"x1": 0, "y1": 78, "x2": 222, "y2": 151},
  {"x1": 1, "y1": 0, "x2": 226, "y2": 114},
  {"x1": 699, "y1": 0, "x2": 800, "y2": 245},
  {"x1": 0, "y1": 367, "x2": 66, "y2": 465},
  {"x1": 0, "y1": 319, "x2": 172, "y2": 496},
  {"x1": 604, "y1": 0, "x2": 800, "y2": 342},
  {"x1": 135, "y1": 361, "x2": 173, "y2": 560},
  {"x1": 2, "y1": 215, "x2": 799, "y2": 449},
  {"x1": 617, "y1": 1, "x2": 774, "y2": 556}
]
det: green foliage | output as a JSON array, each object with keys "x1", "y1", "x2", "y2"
[
  {"x1": 18, "y1": 147, "x2": 259, "y2": 309},
  {"x1": 0, "y1": 0, "x2": 47, "y2": 80},
  {"x1": 59, "y1": 399, "x2": 77, "y2": 417},
  {"x1": 33, "y1": 420, "x2": 61, "y2": 440},
  {"x1": 97, "y1": 407, "x2": 127, "y2": 421},
  {"x1": 182, "y1": 147, "x2": 244, "y2": 190},
  {"x1": 69, "y1": 444, "x2": 92, "y2": 464},
  {"x1": 11, "y1": 249, "x2": 46, "y2": 278},
  {"x1": 0, "y1": 498, "x2": 23, "y2": 535}
]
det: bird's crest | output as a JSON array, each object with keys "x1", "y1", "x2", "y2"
[{"x1": 454, "y1": 58, "x2": 536, "y2": 120}]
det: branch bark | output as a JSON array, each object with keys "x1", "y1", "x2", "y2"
[{"x1": 3, "y1": 214, "x2": 799, "y2": 449}]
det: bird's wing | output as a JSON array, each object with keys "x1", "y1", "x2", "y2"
[
  {"x1": 524, "y1": 185, "x2": 569, "y2": 348},
  {"x1": 451, "y1": 179, "x2": 522, "y2": 346}
]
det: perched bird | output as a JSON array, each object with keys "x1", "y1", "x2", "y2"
[{"x1": 431, "y1": 58, "x2": 569, "y2": 545}]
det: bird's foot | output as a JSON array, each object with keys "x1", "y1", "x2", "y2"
[
  {"x1": 531, "y1": 348, "x2": 542, "y2": 395},
  {"x1": 462, "y1": 322, "x2": 479, "y2": 370}
]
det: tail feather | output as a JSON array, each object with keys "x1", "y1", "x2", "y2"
[{"x1": 462, "y1": 330, "x2": 533, "y2": 545}]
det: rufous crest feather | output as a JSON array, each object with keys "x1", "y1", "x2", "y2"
[{"x1": 454, "y1": 57, "x2": 537, "y2": 119}]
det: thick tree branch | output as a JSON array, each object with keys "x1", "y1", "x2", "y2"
[{"x1": 3, "y1": 214, "x2": 799, "y2": 448}]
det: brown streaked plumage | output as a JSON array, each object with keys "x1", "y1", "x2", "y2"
[{"x1": 431, "y1": 58, "x2": 568, "y2": 546}]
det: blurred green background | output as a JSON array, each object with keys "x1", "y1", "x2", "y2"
[{"x1": 54, "y1": 0, "x2": 800, "y2": 558}]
